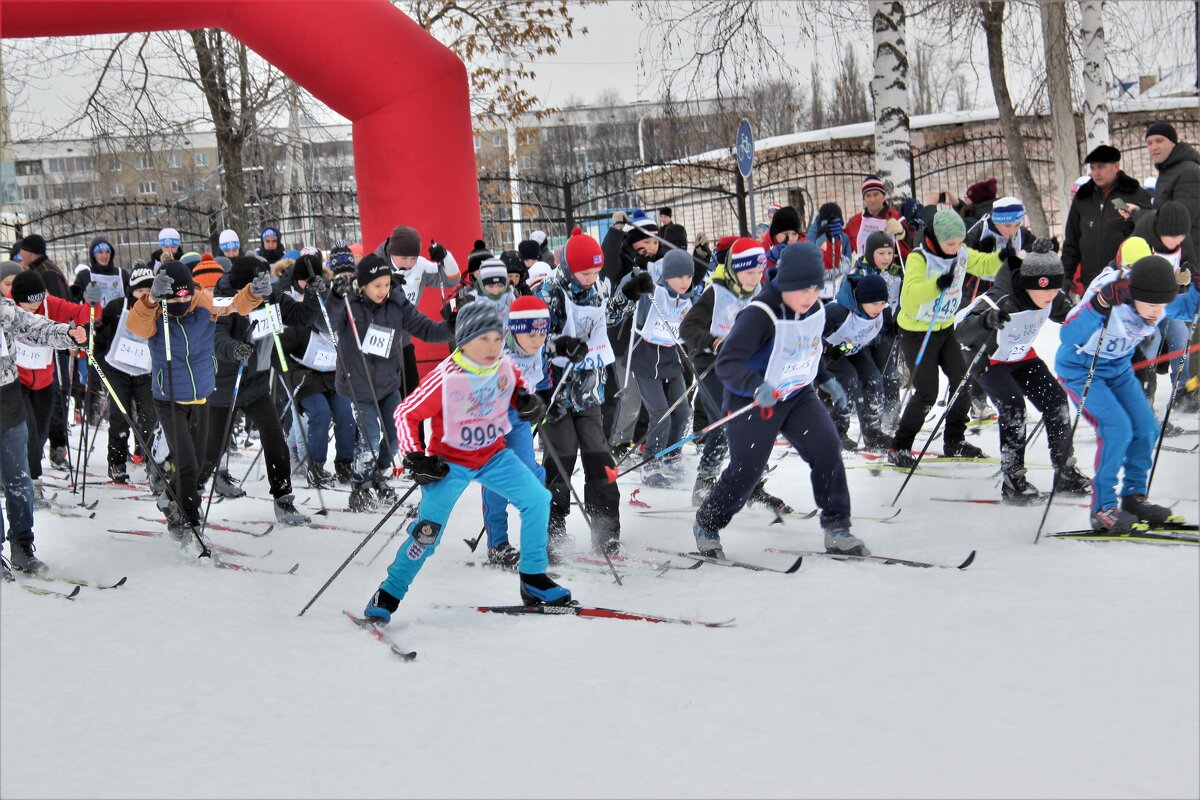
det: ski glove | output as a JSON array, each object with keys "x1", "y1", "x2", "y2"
[
  {"x1": 754, "y1": 381, "x2": 778, "y2": 408},
  {"x1": 150, "y1": 272, "x2": 177, "y2": 302},
  {"x1": 885, "y1": 218, "x2": 905, "y2": 237},
  {"x1": 935, "y1": 270, "x2": 955, "y2": 291},
  {"x1": 250, "y1": 273, "x2": 272, "y2": 299},
  {"x1": 428, "y1": 242, "x2": 447, "y2": 264},
  {"x1": 981, "y1": 304, "x2": 1012, "y2": 331},
  {"x1": 305, "y1": 275, "x2": 328, "y2": 297},
  {"x1": 514, "y1": 391, "x2": 546, "y2": 423},
  {"x1": 83, "y1": 283, "x2": 104, "y2": 304},
  {"x1": 621, "y1": 270, "x2": 656, "y2": 300},
  {"x1": 402, "y1": 452, "x2": 449, "y2": 486},
  {"x1": 827, "y1": 216, "x2": 843, "y2": 242},
  {"x1": 330, "y1": 273, "x2": 356, "y2": 299},
  {"x1": 231, "y1": 341, "x2": 255, "y2": 363},
  {"x1": 553, "y1": 335, "x2": 588, "y2": 364},
  {"x1": 1091, "y1": 278, "x2": 1131, "y2": 313},
  {"x1": 824, "y1": 342, "x2": 850, "y2": 362}
]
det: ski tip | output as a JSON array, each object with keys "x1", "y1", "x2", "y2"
[
  {"x1": 286, "y1": 563, "x2": 300, "y2": 575},
  {"x1": 66, "y1": 585, "x2": 81, "y2": 599},
  {"x1": 109, "y1": 576, "x2": 129, "y2": 588},
  {"x1": 784, "y1": 555, "x2": 804, "y2": 574},
  {"x1": 957, "y1": 551, "x2": 977, "y2": 570}
]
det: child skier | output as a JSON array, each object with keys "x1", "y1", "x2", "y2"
[
  {"x1": 363, "y1": 301, "x2": 567, "y2": 623},
  {"x1": 956, "y1": 238, "x2": 1092, "y2": 502},
  {"x1": 838, "y1": 230, "x2": 903, "y2": 428},
  {"x1": 126, "y1": 261, "x2": 267, "y2": 539},
  {"x1": 694, "y1": 242, "x2": 869, "y2": 558},
  {"x1": 481, "y1": 295, "x2": 552, "y2": 566},
  {"x1": 822, "y1": 273, "x2": 894, "y2": 450},
  {"x1": 455, "y1": 257, "x2": 516, "y2": 311},
  {"x1": 1055, "y1": 253, "x2": 1200, "y2": 531}
]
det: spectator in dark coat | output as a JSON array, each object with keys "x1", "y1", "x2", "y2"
[{"x1": 1146, "y1": 122, "x2": 1200, "y2": 264}]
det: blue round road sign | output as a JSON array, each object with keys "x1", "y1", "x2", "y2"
[{"x1": 736, "y1": 118, "x2": 754, "y2": 178}]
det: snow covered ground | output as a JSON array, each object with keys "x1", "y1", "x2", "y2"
[{"x1": 2, "y1": 324, "x2": 1197, "y2": 799}]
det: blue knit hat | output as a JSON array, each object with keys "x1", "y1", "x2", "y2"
[{"x1": 772, "y1": 242, "x2": 824, "y2": 292}]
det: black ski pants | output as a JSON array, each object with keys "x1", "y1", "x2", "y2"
[
  {"x1": 537, "y1": 404, "x2": 620, "y2": 550},
  {"x1": 976, "y1": 357, "x2": 1074, "y2": 476},
  {"x1": 201, "y1": 392, "x2": 293, "y2": 500},
  {"x1": 895, "y1": 327, "x2": 970, "y2": 450}
]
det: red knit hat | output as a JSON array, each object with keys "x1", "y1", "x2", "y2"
[
  {"x1": 728, "y1": 238, "x2": 766, "y2": 273},
  {"x1": 507, "y1": 295, "x2": 550, "y2": 335},
  {"x1": 565, "y1": 232, "x2": 604, "y2": 273}
]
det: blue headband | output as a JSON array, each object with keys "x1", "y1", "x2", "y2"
[
  {"x1": 159, "y1": 237, "x2": 180, "y2": 247},
  {"x1": 92, "y1": 242, "x2": 112, "y2": 255}
]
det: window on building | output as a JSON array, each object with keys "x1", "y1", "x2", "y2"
[
  {"x1": 51, "y1": 183, "x2": 72, "y2": 200},
  {"x1": 170, "y1": 179, "x2": 186, "y2": 194},
  {"x1": 195, "y1": 152, "x2": 210, "y2": 167},
  {"x1": 135, "y1": 154, "x2": 153, "y2": 170},
  {"x1": 492, "y1": 134, "x2": 504, "y2": 147},
  {"x1": 108, "y1": 157, "x2": 123, "y2": 172},
  {"x1": 110, "y1": 183, "x2": 125, "y2": 197},
  {"x1": 15, "y1": 160, "x2": 42, "y2": 176},
  {"x1": 167, "y1": 153, "x2": 183, "y2": 168},
  {"x1": 19, "y1": 185, "x2": 39, "y2": 201},
  {"x1": 474, "y1": 136, "x2": 481, "y2": 152},
  {"x1": 46, "y1": 158, "x2": 66, "y2": 173},
  {"x1": 138, "y1": 181, "x2": 156, "y2": 196}
]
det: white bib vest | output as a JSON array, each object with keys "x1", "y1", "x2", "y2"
[
  {"x1": 639, "y1": 286, "x2": 691, "y2": 347},
  {"x1": 753, "y1": 300, "x2": 825, "y2": 400},
  {"x1": 551, "y1": 297, "x2": 613, "y2": 371},
  {"x1": 298, "y1": 330, "x2": 338, "y2": 372},
  {"x1": 709, "y1": 283, "x2": 754, "y2": 338},
  {"x1": 1071, "y1": 269, "x2": 1158, "y2": 360},
  {"x1": 824, "y1": 307, "x2": 884, "y2": 356},
  {"x1": 914, "y1": 248, "x2": 967, "y2": 323},
  {"x1": 440, "y1": 359, "x2": 515, "y2": 450}
]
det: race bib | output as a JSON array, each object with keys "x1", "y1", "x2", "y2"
[
  {"x1": 211, "y1": 296, "x2": 235, "y2": 309},
  {"x1": 441, "y1": 361, "x2": 514, "y2": 450},
  {"x1": 249, "y1": 304, "x2": 284, "y2": 341},
  {"x1": 361, "y1": 323, "x2": 395, "y2": 358},
  {"x1": 14, "y1": 339, "x2": 52, "y2": 369},
  {"x1": 113, "y1": 338, "x2": 152, "y2": 370},
  {"x1": 299, "y1": 331, "x2": 338, "y2": 371}
]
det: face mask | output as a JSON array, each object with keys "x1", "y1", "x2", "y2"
[{"x1": 166, "y1": 300, "x2": 191, "y2": 316}]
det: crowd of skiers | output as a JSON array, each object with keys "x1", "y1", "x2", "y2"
[{"x1": 0, "y1": 119, "x2": 1197, "y2": 623}]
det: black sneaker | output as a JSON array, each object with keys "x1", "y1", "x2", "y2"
[
  {"x1": 1053, "y1": 461, "x2": 1092, "y2": 495},
  {"x1": 348, "y1": 487, "x2": 378, "y2": 512},
  {"x1": 108, "y1": 462, "x2": 130, "y2": 484},
  {"x1": 213, "y1": 470, "x2": 246, "y2": 498},
  {"x1": 519, "y1": 572, "x2": 572, "y2": 606},
  {"x1": 861, "y1": 428, "x2": 894, "y2": 450},
  {"x1": 306, "y1": 462, "x2": 335, "y2": 489},
  {"x1": 10, "y1": 542, "x2": 48, "y2": 576},
  {"x1": 839, "y1": 433, "x2": 859, "y2": 452},
  {"x1": 1001, "y1": 470, "x2": 1042, "y2": 505},
  {"x1": 488, "y1": 542, "x2": 521, "y2": 568},
  {"x1": 943, "y1": 439, "x2": 985, "y2": 459},
  {"x1": 334, "y1": 460, "x2": 353, "y2": 484},
  {"x1": 48, "y1": 446, "x2": 69, "y2": 469},
  {"x1": 1120, "y1": 494, "x2": 1173, "y2": 526},
  {"x1": 887, "y1": 448, "x2": 918, "y2": 469}
]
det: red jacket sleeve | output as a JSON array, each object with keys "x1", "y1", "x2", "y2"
[
  {"x1": 45, "y1": 295, "x2": 90, "y2": 326},
  {"x1": 394, "y1": 368, "x2": 444, "y2": 455}
]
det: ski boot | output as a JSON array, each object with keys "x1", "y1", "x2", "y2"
[
  {"x1": 31, "y1": 479, "x2": 51, "y2": 510},
  {"x1": 693, "y1": 521, "x2": 725, "y2": 560},
  {"x1": 861, "y1": 428, "x2": 893, "y2": 451},
  {"x1": 640, "y1": 460, "x2": 674, "y2": 489},
  {"x1": 661, "y1": 451, "x2": 686, "y2": 481},
  {"x1": 9, "y1": 542, "x2": 48, "y2": 576},
  {"x1": 824, "y1": 527, "x2": 870, "y2": 557},
  {"x1": 943, "y1": 439, "x2": 985, "y2": 459},
  {"x1": 48, "y1": 445, "x2": 69, "y2": 469},
  {"x1": 747, "y1": 479, "x2": 794, "y2": 516},
  {"x1": 1161, "y1": 420, "x2": 1186, "y2": 438},
  {"x1": 108, "y1": 462, "x2": 130, "y2": 484},
  {"x1": 165, "y1": 506, "x2": 194, "y2": 544},
  {"x1": 334, "y1": 460, "x2": 353, "y2": 485},
  {"x1": 306, "y1": 462, "x2": 335, "y2": 490},
  {"x1": 1053, "y1": 460, "x2": 1092, "y2": 495},
  {"x1": 363, "y1": 588, "x2": 401, "y2": 625},
  {"x1": 839, "y1": 432, "x2": 859, "y2": 452},
  {"x1": 970, "y1": 395, "x2": 996, "y2": 421},
  {"x1": 274, "y1": 494, "x2": 311, "y2": 525},
  {"x1": 1121, "y1": 494, "x2": 1176, "y2": 527},
  {"x1": 148, "y1": 460, "x2": 173, "y2": 496},
  {"x1": 213, "y1": 470, "x2": 246, "y2": 498},
  {"x1": 372, "y1": 471, "x2": 397, "y2": 504},
  {"x1": 487, "y1": 541, "x2": 521, "y2": 568},
  {"x1": 1091, "y1": 506, "x2": 1138, "y2": 533},
  {"x1": 519, "y1": 572, "x2": 572, "y2": 606},
  {"x1": 1001, "y1": 469, "x2": 1042, "y2": 505},
  {"x1": 691, "y1": 474, "x2": 716, "y2": 507},
  {"x1": 887, "y1": 447, "x2": 918, "y2": 469},
  {"x1": 348, "y1": 486, "x2": 378, "y2": 512},
  {"x1": 1, "y1": 554, "x2": 14, "y2": 583}
]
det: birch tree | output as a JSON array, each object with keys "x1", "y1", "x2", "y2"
[
  {"x1": 1040, "y1": 0, "x2": 1078, "y2": 226},
  {"x1": 1078, "y1": 0, "x2": 1109, "y2": 153},
  {"x1": 869, "y1": 0, "x2": 912, "y2": 199}
]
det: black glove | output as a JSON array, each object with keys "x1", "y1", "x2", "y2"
[
  {"x1": 306, "y1": 275, "x2": 328, "y2": 296},
  {"x1": 542, "y1": 399, "x2": 569, "y2": 426},
  {"x1": 428, "y1": 241, "x2": 447, "y2": 263},
  {"x1": 553, "y1": 335, "x2": 588, "y2": 364},
  {"x1": 1091, "y1": 278, "x2": 1131, "y2": 314},
  {"x1": 515, "y1": 391, "x2": 546, "y2": 423},
  {"x1": 442, "y1": 303, "x2": 458, "y2": 331},
  {"x1": 935, "y1": 270, "x2": 955, "y2": 291},
  {"x1": 402, "y1": 452, "x2": 449, "y2": 485},
  {"x1": 823, "y1": 342, "x2": 849, "y2": 362},
  {"x1": 981, "y1": 304, "x2": 1012, "y2": 331},
  {"x1": 621, "y1": 270, "x2": 656, "y2": 300},
  {"x1": 330, "y1": 273, "x2": 355, "y2": 299},
  {"x1": 231, "y1": 341, "x2": 255, "y2": 363},
  {"x1": 977, "y1": 234, "x2": 997, "y2": 253},
  {"x1": 250, "y1": 273, "x2": 272, "y2": 299}
]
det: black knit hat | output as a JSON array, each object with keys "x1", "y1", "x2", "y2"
[
  {"x1": 1154, "y1": 201, "x2": 1191, "y2": 238},
  {"x1": 229, "y1": 255, "x2": 266, "y2": 291},
  {"x1": 1145, "y1": 122, "x2": 1178, "y2": 144},
  {"x1": 500, "y1": 250, "x2": 527, "y2": 279},
  {"x1": 768, "y1": 205, "x2": 802, "y2": 240},
  {"x1": 1129, "y1": 255, "x2": 1179, "y2": 304},
  {"x1": 1018, "y1": 238, "x2": 1065, "y2": 291},
  {"x1": 386, "y1": 225, "x2": 421, "y2": 258},
  {"x1": 161, "y1": 260, "x2": 196, "y2": 299},
  {"x1": 357, "y1": 254, "x2": 392, "y2": 287},
  {"x1": 19, "y1": 234, "x2": 47, "y2": 256},
  {"x1": 864, "y1": 231, "x2": 894, "y2": 260},
  {"x1": 10, "y1": 270, "x2": 47, "y2": 304},
  {"x1": 517, "y1": 240, "x2": 540, "y2": 261},
  {"x1": 292, "y1": 253, "x2": 323, "y2": 285}
]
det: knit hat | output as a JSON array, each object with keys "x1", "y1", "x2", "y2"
[
  {"x1": 330, "y1": 240, "x2": 350, "y2": 255},
  {"x1": 160, "y1": 261, "x2": 195, "y2": 299},
  {"x1": 660, "y1": 249, "x2": 693, "y2": 281},
  {"x1": 180, "y1": 251, "x2": 202, "y2": 268},
  {"x1": 1117, "y1": 236, "x2": 1153, "y2": 267},
  {"x1": 518, "y1": 240, "x2": 541, "y2": 261},
  {"x1": 1129, "y1": 255, "x2": 1179, "y2": 304},
  {"x1": 129, "y1": 265, "x2": 155, "y2": 291},
  {"x1": 75, "y1": 264, "x2": 90, "y2": 277},
  {"x1": 218, "y1": 229, "x2": 240, "y2": 251},
  {"x1": 767, "y1": 203, "x2": 782, "y2": 218},
  {"x1": 861, "y1": 175, "x2": 886, "y2": 198},
  {"x1": 455, "y1": 299, "x2": 505, "y2": 347},
  {"x1": 855, "y1": 274, "x2": 889, "y2": 305},
  {"x1": 349, "y1": 243, "x2": 364, "y2": 256},
  {"x1": 19, "y1": 234, "x2": 47, "y2": 256},
  {"x1": 625, "y1": 209, "x2": 659, "y2": 246},
  {"x1": 356, "y1": 254, "x2": 392, "y2": 288},
  {"x1": 530, "y1": 230, "x2": 548, "y2": 245},
  {"x1": 283, "y1": 249, "x2": 302, "y2": 262},
  {"x1": 91, "y1": 240, "x2": 112, "y2": 257},
  {"x1": 507, "y1": 295, "x2": 550, "y2": 336},
  {"x1": 1084, "y1": 144, "x2": 1121, "y2": 164},
  {"x1": 229, "y1": 255, "x2": 266, "y2": 291},
  {"x1": 1154, "y1": 201, "x2": 1191, "y2": 238},
  {"x1": 1146, "y1": 122, "x2": 1178, "y2": 144},
  {"x1": 1018, "y1": 238, "x2": 1064, "y2": 291},
  {"x1": 772, "y1": 242, "x2": 824, "y2": 292},
  {"x1": 528, "y1": 262, "x2": 553, "y2": 285},
  {"x1": 565, "y1": 232, "x2": 605, "y2": 273},
  {"x1": 387, "y1": 225, "x2": 421, "y2": 258},
  {"x1": 966, "y1": 178, "x2": 997, "y2": 205},
  {"x1": 214, "y1": 256, "x2": 233, "y2": 272},
  {"x1": 158, "y1": 228, "x2": 181, "y2": 247},
  {"x1": 191, "y1": 253, "x2": 223, "y2": 289},
  {"x1": 292, "y1": 253, "x2": 324, "y2": 286},
  {"x1": 10, "y1": 271, "x2": 46, "y2": 304},
  {"x1": 990, "y1": 197, "x2": 1026, "y2": 225},
  {"x1": 261, "y1": 226, "x2": 281, "y2": 241},
  {"x1": 768, "y1": 205, "x2": 802, "y2": 240},
  {"x1": 500, "y1": 250, "x2": 527, "y2": 279},
  {"x1": 729, "y1": 238, "x2": 766, "y2": 273},
  {"x1": 328, "y1": 251, "x2": 356, "y2": 273},
  {"x1": 864, "y1": 231, "x2": 894, "y2": 260},
  {"x1": 932, "y1": 209, "x2": 967, "y2": 242},
  {"x1": 477, "y1": 259, "x2": 509, "y2": 288},
  {"x1": 570, "y1": 226, "x2": 583, "y2": 237},
  {"x1": 0, "y1": 260, "x2": 20, "y2": 283}
]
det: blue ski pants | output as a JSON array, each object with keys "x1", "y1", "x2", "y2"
[{"x1": 482, "y1": 409, "x2": 544, "y2": 548}]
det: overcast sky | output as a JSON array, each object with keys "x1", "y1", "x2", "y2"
[{"x1": 3, "y1": 0, "x2": 1194, "y2": 141}]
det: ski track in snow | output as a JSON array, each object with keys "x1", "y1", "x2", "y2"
[{"x1": 3, "y1": 324, "x2": 1197, "y2": 799}]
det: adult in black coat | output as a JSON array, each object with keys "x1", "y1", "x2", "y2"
[{"x1": 1146, "y1": 122, "x2": 1200, "y2": 264}]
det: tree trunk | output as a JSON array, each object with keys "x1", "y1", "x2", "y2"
[
  {"x1": 189, "y1": 29, "x2": 248, "y2": 239},
  {"x1": 1040, "y1": 0, "x2": 1078, "y2": 232},
  {"x1": 1079, "y1": 0, "x2": 1109, "y2": 154},
  {"x1": 870, "y1": 0, "x2": 913, "y2": 199},
  {"x1": 979, "y1": 1, "x2": 1049, "y2": 234}
]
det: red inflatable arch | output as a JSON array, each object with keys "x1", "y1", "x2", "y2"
[{"x1": 2, "y1": 0, "x2": 481, "y2": 368}]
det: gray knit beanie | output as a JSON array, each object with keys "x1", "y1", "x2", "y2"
[
  {"x1": 659, "y1": 249, "x2": 693, "y2": 282},
  {"x1": 455, "y1": 299, "x2": 505, "y2": 348}
]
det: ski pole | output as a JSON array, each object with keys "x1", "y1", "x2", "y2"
[
  {"x1": 198, "y1": 360, "x2": 245, "y2": 540},
  {"x1": 531, "y1": 361, "x2": 576, "y2": 435},
  {"x1": 160, "y1": 299, "x2": 210, "y2": 558},
  {"x1": 1035, "y1": 311, "x2": 1113, "y2": 544},
  {"x1": 891, "y1": 343, "x2": 990, "y2": 507},
  {"x1": 77, "y1": 305, "x2": 97, "y2": 506},
  {"x1": 49, "y1": 347, "x2": 76, "y2": 486},
  {"x1": 1147, "y1": 305, "x2": 1200, "y2": 494},
  {"x1": 261, "y1": 302, "x2": 288, "y2": 374},
  {"x1": 614, "y1": 361, "x2": 714, "y2": 470},
  {"x1": 1130, "y1": 342, "x2": 1200, "y2": 372},
  {"x1": 606, "y1": 400, "x2": 758, "y2": 482},
  {"x1": 297, "y1": 483, "x2": 420, "y2": 617},
  {"x1": 341, "y1": 294, "x2": 397, "y2": 472}
]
